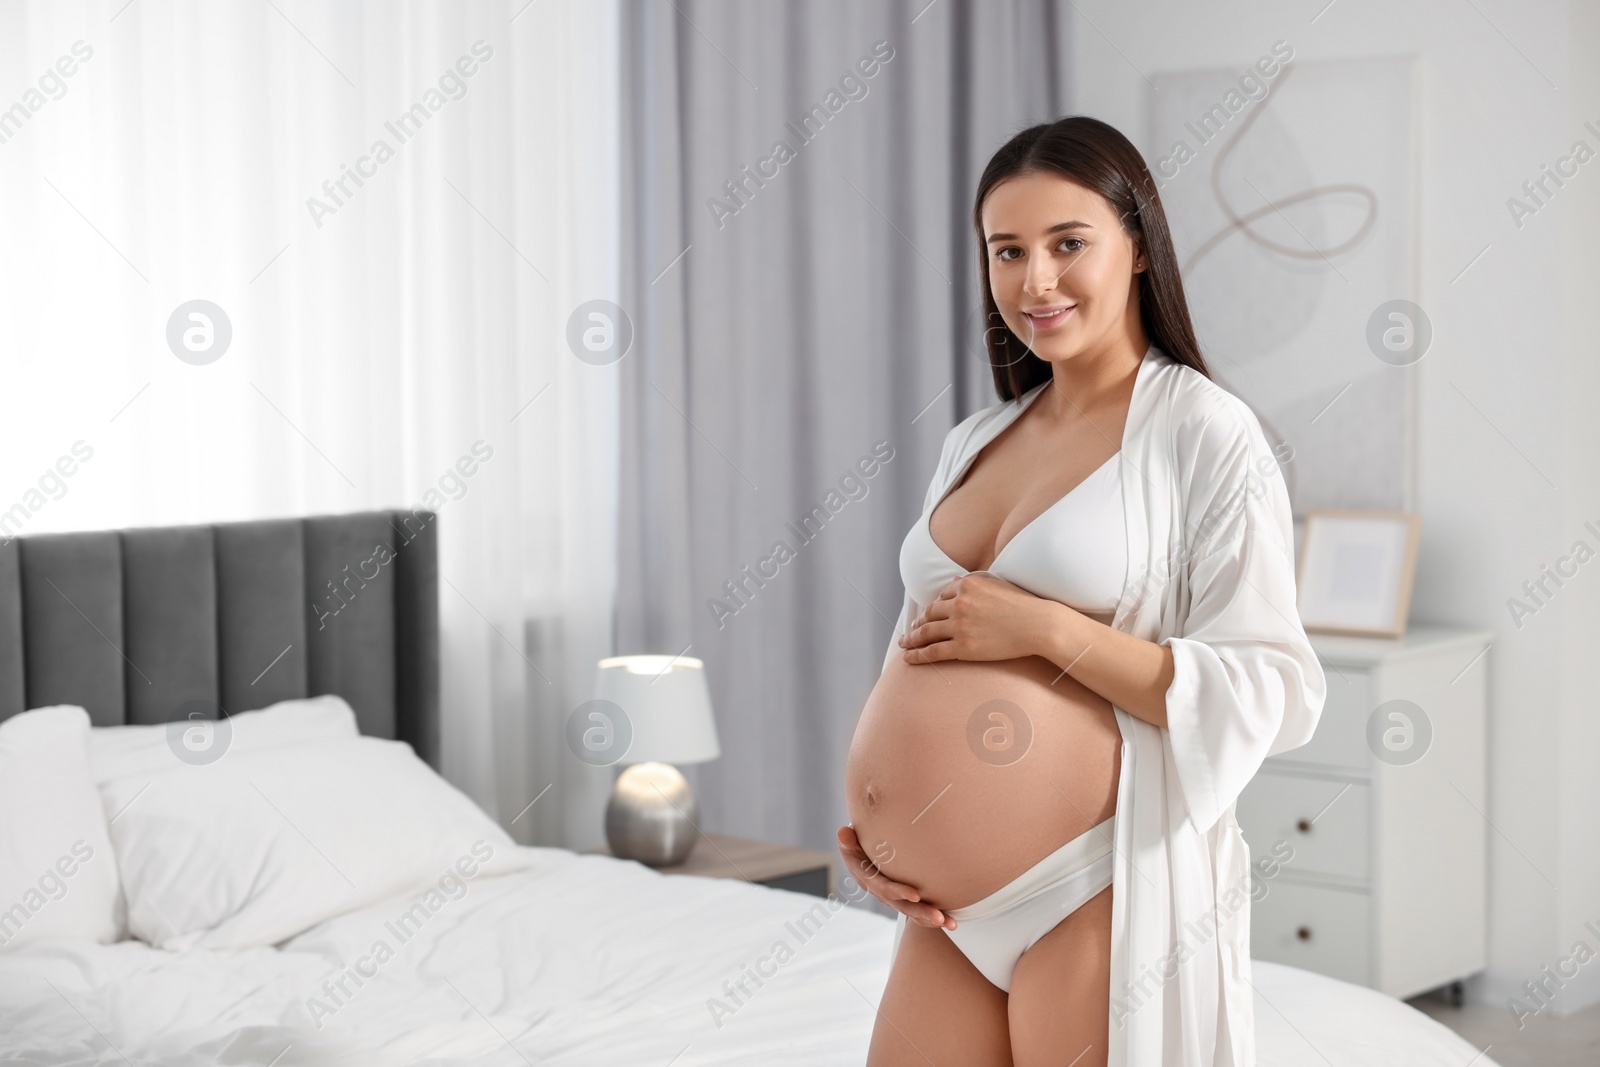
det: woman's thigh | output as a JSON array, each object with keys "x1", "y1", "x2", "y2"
[
  {"x1": 1006, "y1": 884, "x2": 1113, "y2": 1067},
  {"x1": 866, "y1": 919, "x2": 1013, "y2": 1067}
]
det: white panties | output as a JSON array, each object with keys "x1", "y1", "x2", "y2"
[{"x1": 940, "y1": 815, "x2": 1116, "y2": 993}]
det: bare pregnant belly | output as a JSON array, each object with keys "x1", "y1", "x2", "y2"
[{"x1": 844, "y1": 653, "x2": 1122, "y2": 911}]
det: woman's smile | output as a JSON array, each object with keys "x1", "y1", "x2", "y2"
[{"x1": 1021, "y1": 304, "x2": 1076, "y2": 331}]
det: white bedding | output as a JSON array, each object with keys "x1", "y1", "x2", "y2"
[{"x1": 0, "y1": 845, "x2": 1500, "y2": 1066}]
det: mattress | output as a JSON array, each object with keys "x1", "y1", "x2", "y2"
[{"x1": 0, "y1": 845, "x2": 1500, "y2": 1066}]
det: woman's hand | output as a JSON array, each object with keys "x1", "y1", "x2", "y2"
[
  {"x1": 898, "y1": 572, "x2": 1059, "y2": 664},
  {"x1": 836, "y1": 824, "x2": 956, "y2": 931}
]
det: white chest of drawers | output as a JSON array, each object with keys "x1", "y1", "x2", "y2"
[{"x1": 1234, "y1": 624, "x2": 1491, "y2": 1001}]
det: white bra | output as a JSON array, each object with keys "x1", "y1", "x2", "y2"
[{"x1": 899, "y1": 393, "x2": 1128, "y2": 620}]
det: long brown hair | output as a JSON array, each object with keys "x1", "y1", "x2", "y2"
[{"x1": 973, "y1": 115, "x2": 1210, "y2": 400}]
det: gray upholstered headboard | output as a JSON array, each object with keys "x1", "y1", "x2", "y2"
[{"x1": 0, "y1": 509, "x2": 439, "y2": 768}]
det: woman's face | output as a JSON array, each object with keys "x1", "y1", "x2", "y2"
[{"x1": 981, "y1": 170, "x2": 1143, "y2": 364}]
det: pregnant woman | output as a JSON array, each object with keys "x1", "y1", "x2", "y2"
[{"x1": 838, "y1": 116, "x2": 1327, "y2": 1066}]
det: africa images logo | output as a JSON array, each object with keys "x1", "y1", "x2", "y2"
[{"x1": 165, "y1": 700, "x2": 233, "y2": 766}]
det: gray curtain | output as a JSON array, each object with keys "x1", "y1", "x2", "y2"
[{"x1": 617, "y1": 0, "x2": 1072, "y2": 899}]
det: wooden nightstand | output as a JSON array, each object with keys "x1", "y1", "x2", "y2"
[{"x1": 587, "y1": 833, "x2": 837, "y2": 898}]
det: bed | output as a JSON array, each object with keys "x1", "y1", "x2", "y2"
[{"x1": 0, "y1": 510, "x2": 1501, "y2": 1066}]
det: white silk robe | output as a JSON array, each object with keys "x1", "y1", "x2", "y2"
[{"x1": 882, "y1": 344, "x2": 1327, "y2": 1065}]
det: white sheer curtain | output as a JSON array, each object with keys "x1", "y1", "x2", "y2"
[{"x1": 0, "y1": 0, "x2": 620, "y2": 848}]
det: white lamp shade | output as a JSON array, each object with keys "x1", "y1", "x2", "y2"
[{"x1": 593, "y1": 654, "x2": 720, "y2": 766}]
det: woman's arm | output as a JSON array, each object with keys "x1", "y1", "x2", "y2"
[
  {"x1": 898, "y1": 573, "x2": 1173, "y2": 728},
  {"x1": 1033, "y1": 600, "x2": 1173, "y2": 729}
]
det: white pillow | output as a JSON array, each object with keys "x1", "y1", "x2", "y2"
[
  {"x1": 100, "y1": 733, "x2": 535, "y2": 951},
  {"x1": 89, "y1": 693, "x2": 359, "y2": 784},
  {"x1": 0, "y1": 706, "x2": 121, "y2": 951}
]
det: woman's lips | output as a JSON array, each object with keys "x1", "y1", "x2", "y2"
[{"x1": 1021, "y1": 305, "x2": 1075, "y2": 330}]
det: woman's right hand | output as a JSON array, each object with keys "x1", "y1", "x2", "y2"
[{"x1": 836, "y1": 824, "x2": 957, "y2": 931}]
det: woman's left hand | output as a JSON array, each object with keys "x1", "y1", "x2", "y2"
[{"x1": 899, "y1": 572, "x2": 1059, "y2": 664}]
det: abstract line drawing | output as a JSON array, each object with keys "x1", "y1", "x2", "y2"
[{"x1": 1149, "y1": 56, "x2": 1418, "y2": 515}]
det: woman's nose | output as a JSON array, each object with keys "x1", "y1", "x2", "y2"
[{"x1": 1022, "y1": 256, "x2": 1059, "y2": 297}]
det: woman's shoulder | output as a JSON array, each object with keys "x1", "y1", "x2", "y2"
[
  {"x1": 937, "y1": 381, "x2": 1042, "y2": 462},
  {"x1": 1156, "y1": 356, "x2": 1267, "y2": 454},
  {"x1": 1153, "y1": 353, "x2": 1293, "y2": 548},
  {"x1": 1150, "y1": 352, "x2": 1246, "y2": 420}
]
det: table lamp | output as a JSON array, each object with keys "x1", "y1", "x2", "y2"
[{"x1": 593, "y1": 654, "x2": 720, "y2": 866}]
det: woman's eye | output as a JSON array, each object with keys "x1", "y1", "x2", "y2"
[{"x1": 995, "y1": 239, "x2": 1082, "y2": 261}]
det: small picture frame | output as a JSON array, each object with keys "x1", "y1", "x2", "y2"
[{"x1": 1295, "y1": 509, "x2": 1421, "y2": 638}]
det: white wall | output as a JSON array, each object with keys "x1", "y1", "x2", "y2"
[
  {"x1": 1069, "y1": 0, "x2": 1598, "y2": 1013},
  {"x1": 1555, "y1": 0, "x2": 1600, "y2": 1019}
]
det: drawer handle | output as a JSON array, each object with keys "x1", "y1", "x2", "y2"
[
  {"x1": 1296, "y1": 926, "x2": 1312, "y2": 941},
  {"x1": 1296, "y1": 819, "x2": 1312, "y2": 833}
]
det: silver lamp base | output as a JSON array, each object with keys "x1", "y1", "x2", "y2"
[{"x1": 605, "y1": 761, "x2": 700, "y2": 866}]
